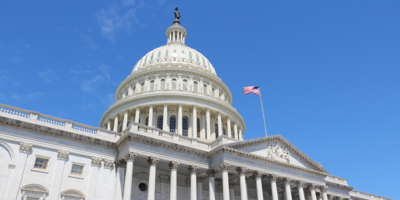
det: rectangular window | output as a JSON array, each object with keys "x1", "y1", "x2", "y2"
[
  {"x1": 27, "y1": 197, "x2": 40, "y2": 200},
  {"x1": 34, "y1": 157, "x2": 49, "y2": 170},
  {"x1": 71, "y1": 164, "x2": 84, "y2": 176}
]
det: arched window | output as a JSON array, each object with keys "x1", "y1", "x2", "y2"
[
  {"x1": 193, "y1": 81, "x2": 198, "y2": 92},
  {"x1": 183, "y1": 79, "x2": 188, "y2": 90},
  {"x1": 157, "y1": 116, "x2": 163, "y2": 130},
  {"x1": 150, "y1": 80, "x2": 154, "y2": 91},
  {"x1": 212, "y1": 88, "x2": 215, "y2": 97},
  {"x1": 170, "y1": 116, "x2": 176, "y2": 133},
  {"x1": 203, "y1": 84, "x2": 207, "y2": 94},
  {"x1": 161, "y1": 79, "x2": 165, "y2": 90},
  {"x1": 215, "y1": 123, "x2": 219, "y2": 138},
  {"x1": 141, "y1": 83, "x2": 145, "y2": 92},
  {"x1": 182, "y1": 116, "x2": 188, "y2": 136},
  {"x1": 197, "y1": 118, "x2": 201, "y2": 138},
  {"x1": 165, "y1": 50, "x2": 169, "y2": 57},
  {"x1": 132, "y1": 85, "x2": 136, "y2": 94},
  {"x1": 145, "y1": 117, "x2": 149, "y2": 126},
  {"x1": 172, "y1": 79, "x2": 177, "y2": 90},
  {"x1": 223, "y1": 128, "x2": 226, "y2": 136}
]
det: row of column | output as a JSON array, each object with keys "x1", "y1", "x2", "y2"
[
  {"x1": 121, "y1": 155, "x2": 328, "y2": 200},
  {"x1": 106, "y1": 104, "x2": 243, "y2": 140}
]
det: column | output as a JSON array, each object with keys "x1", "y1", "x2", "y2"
[
  {"x1": 253, "y1": 171, "x2": 264, "y2": 200},
  {"x1": 123, "y1": 152, "x2": 137, "y2": 200},
  {"x1": 201, "y1": 112, "x2": 206, "y2": 139},
  {"x1": 178, "y1": 103, "x2": 183, "y2": 135},
  {"x1": 206, "y1": 169, "x2": 218, "y2": 200},
  {"x1": 122, "y1": 110, "x2": 128, "y2": 130},
  {"x1": 188, "y1": 165, "x2": 199, "y2": 200},
  {"x1": 49, "y1": 150, "x2": 69, "y2": 199},
  {"x1": 113, "y1": 114, "x2": 119, "y2": 132},
  {"x1": 217, "y1": 112, "x2": 222, "y2": 136},
  {"x1": 5, "y1": 143, "x2": 32, "y2": 199},
  {"x1": 135, "y1": 107, "x2": 140, "y2": 123},
  {"x1": 234, "y1": 123, "x2": 238, "y2": 140},
  {"x1": 283, "y1": 177, "x2": 293, "y2": 200},
  {"x1": 211, "y1": 118, "x2": 216, "y2": 139},
  {"x1": 115, "y1": 160, "x2": 126, "y2": 200},
  {"x1": 169, "y1": 161, "x2": 180, "y2": 200},
  {"x1": 320, "y1": 186, "x2": 328, "y2": 200},
  {"x1": 297, "y1": 181, "x2": 306, "y2": 200},
  {"x1": 206, "y1": 108, "x2": 211, "y2": 139},
  {"x1": 148, "y1": 104, "x2": 154, "y2": 127},
  {"x1": 163, "y1": 103, "x2": 168, "y2": 131},
  {"x1": 88, "y1": 157, "x2": 101, "y2": 199},
  {"x1": 102, "y1": 160, "x2": 114, "y2": 199},
  {"x1": 220, "y1": 163, "x2": 231, "y2": 200},
  {"x1": 268, "y1": 174, "x2": 278, "y2": 200},
  {"x1": 192, "y1": 105, "x2": 197, "y2": 138},
  {"x1": 147, "y1": 157, "x2": 160, "y2": 200},
  {"x1": 236, "y1": 167, "x2": 248, "y2": 200},
  {"x1": 107, "y1": 120, "x2": 111, "y2": 130},
  {"x1": 227, "y1": 118, "x2": 232, "y2": 138},
  {"x1": 229, "y1": 181, "x2": 236, "y2": 200},
  {"x1": 197, "y1": 176, "x2": 205, "y2": 200},
  {"x1": 239, "y1": 128, "x2": 243, "y2": 140},
  {"x1": 309, "y1": 184, "x2": 317, "y2": 200}
]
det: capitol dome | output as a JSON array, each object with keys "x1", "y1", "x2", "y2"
[{"x1": 100, "y1": 19, "x2": 245, "y2": 141}]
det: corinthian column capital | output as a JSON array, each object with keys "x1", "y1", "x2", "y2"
[
  {"x1": 125, "y1": 151, "x2": 137, "y2": 161},
  {"x1": 220, "y1": 162, "x2": 231, "y2": 171},
  {"x1": 235, "y1": 166, "x2": 247, "y2": 175},
  {"x1": 168, "y1": 161, "x2": 180, "y2": 170},
  {"x1": 147, "y1": 156, "x2": 159, "y2": 165},
  {"x1": 187, "y1": 165, "x2": 199, "y2": 174},
  {"x1": 19, "y1": 142, "x2": 33, "y2": 153},
  {"x1": 57, "y1": 149, "x2": 69, "y2": 160},
  {"x1": 206, "y1": 169, "x2": 218, "y2": 177},
  {"x1": 253, "y1": 170, "x2": 263, "y2": 178}
]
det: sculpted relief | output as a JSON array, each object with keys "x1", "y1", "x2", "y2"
[{"x1": 266, "y1": 143, "x2": 290, "y2": 164}]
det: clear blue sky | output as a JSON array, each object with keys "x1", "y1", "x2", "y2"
[{"x1": 1, "y1": 1, "x2": 399, "y2": 198}]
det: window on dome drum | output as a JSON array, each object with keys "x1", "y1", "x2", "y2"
[
  {"x1": 150, "y1": 54, "x2": 153, "y2": 60},
  {"x1": 141, "y1": 83, "x2": 145, "y2": 92},
  {"x1": 165, "y1": 51, "x2": 169, "y2": 57},
  {"x1": 182, "y1": 116, "x2": 188, "y2": 136},
  {"x1": 223, "y1": 128, "x2": 226, "y2": 136},
  {"x1": 196, "y1": 55, "x2": 199, "y2": 62},
  {"x1": 145, "y1": 117, "x2": 149, "y2": 126},
  {"x1": 144, "y1": 56, "x2": 147, "y2": 63},
  {"x1": 215, "y1": 124, "x2": 219, "y2": 138},
  {"x1": 157, "y1": 116, "x2": 163, "y2": 130},
  {"x1": 150, "y1": 80, "x2": 154, "y2": 91},
  {"x1": 203, "y1": 84, "x2": 207, "y2": 94},
  {"x1": 212, "y1": 88, "x2": 215, "y2": 97},
  {"x1": 189, "y1": 53, "x2": 192, "y2": 60},
  {"x1": 71, "y1": 164, "x2": 84, "y2": 177},
  {"x1": 158, "y1": 51, "x2": 161, "y2": 58},
  {"x1": 172, "y1": 79, "x2": 177, "y2": 90},
  {"x1": 132, "y1": 86, "x2": 136, "y2": 94},
  {"x1": 161, "y1": 79, "x2": 165, "y2": 89},
  {"x1": 34, "y1": 157, "x2": 49, "y2": 170},
  {"x1": 169, "y1": 116, "x2": 176, "y2": 133},
  {"x1": 193, "y1": 82, "x2": 198, "y2": 92},
  {"x1": 197, "y1": 118, "x2": 201, "y2": 138},
  {"x1": 183, "y1": 80, "x2": 188, "y2": 90}
]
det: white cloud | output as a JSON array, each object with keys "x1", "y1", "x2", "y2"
[
  {"x1": 72, "y1": 64, "x2": 113, "y2": 93},
  {"x1": 10, "y1": 92, "x2": 43, "y2": 102},
  {"x1": 81, "y1": 35, "x2": 98, "y2": 50},
  {"x1": 95, "y1": 5, "x2": 137, "y2": 42},
  {"x1": 80, "y1": 75, "x2": 104, "y2": 93},
  {"x1": 39, "y1": 70, "x2": 58, "y2": 83}
]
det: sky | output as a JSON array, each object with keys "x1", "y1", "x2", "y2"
[{"x1": 1, "y1": 0, "x2": 399, "y2": 198}]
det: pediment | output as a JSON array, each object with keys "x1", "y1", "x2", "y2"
[{"x1": 226, "y1": 135, "x2": 329, "y2": 173}]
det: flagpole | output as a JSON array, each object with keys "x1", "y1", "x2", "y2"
[{"x1": 258, "y1": 86, "x2": 268, "y2": 137}]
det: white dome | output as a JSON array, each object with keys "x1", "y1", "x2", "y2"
[{"x1": 131, "y1": 22, "x2": 217, "y2": 76}]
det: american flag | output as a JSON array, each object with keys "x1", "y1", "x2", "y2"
[{"x1": 243, "y1": 86, "x2": 260, "y2": 95}]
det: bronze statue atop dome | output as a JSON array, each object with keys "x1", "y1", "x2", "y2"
[{"x1": 174, "y1": 7, "x2": 181, "y2": 20}]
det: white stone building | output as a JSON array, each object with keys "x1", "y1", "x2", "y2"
[{"x1": 0, "y1": 18, "x2": 392, "y2": 200}]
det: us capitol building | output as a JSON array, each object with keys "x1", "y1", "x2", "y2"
[{"x1": 0, "y1": 14, "x2": 391, "y2": 200}]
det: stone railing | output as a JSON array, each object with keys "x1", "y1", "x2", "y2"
[
  {"x1": 0, "y1": 103, "x2": 119, "y2": 138},
  {"x1": 127, "y1": 122, "x2": 238, "y2": 150}
]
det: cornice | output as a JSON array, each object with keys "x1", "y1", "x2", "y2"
[
  {"x1": 100, "y1": 92, "x2": 246, "y2": 132},
  {"x1": 326, "y1": 181, "x2": 353, "y2": 191},
  {"x1": 0, "y1": 116, "x2": 117, "y2": 149},
  {"x1": 225, "y1": 135, "x2": 329, "y2": 174}
]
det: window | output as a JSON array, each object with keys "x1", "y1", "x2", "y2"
[
  {"x1": 34, "y1": 157, "x2": 49, "y2": 170},
  {"x1": 197, "y1": 118, "x2": 201, "y2": 138},
  {"x1": 150, "y1": 80, "x2": 154, "y2": 91},
  {"x1": 189, "y1": 53, "x2": 192, "y2": 60},
  {"x1": 165, "y1": 50, "x2": 169, "y2": 57},
  {"x1": 183, "y1": 79, "x2": 188, "y2": 90},
  {"x1": 170, "y1": 116, "x2": 176, "y2": 133},
  {"x1": 145, "y1": 117, "x2": 149, "y2": 126},
  {"x1": 144, "y1": 56, "x2": 147, "y2": 63},
  {"x1": 203, "y1": 84, "x2": 207, "y2": 94},
  {"x1": 212, "y1": 88, "x2": 215, "y2": 97},
  {"x1": 172, "y1": 79, "x2": 177, "y2": 90},
  {"x1": 182, "y1": 116, "x2": 188, "y2": 136},
  {"x1": 157, "y1": 116, "x2": 163, "y2": 130},
  {"x1": 71, "y1": 164, "x2": 84, "y2": 177},
  {"x1": 150, "y1": 54, "x2": 154, "y2": 61},
  {"x1": 132, "y1": 85, "x2": 136, "y2": 94},
  {"x1": 223, "y1": 128, "x2": 226, "y2": 136},
  {"x1": 27, "y1": 198, "x2": 40, "y2": 200},
  {"x1": 158, "y1": 51, "x2": 161, "y2": 58},
  {"x1": 215, "y1": 124, "x2": 219, "y2": 138},
  {"x1": 193, "y1": 82, "x2": 198, "y2": 92},
  {"x1": 161, "y1": 79, "x2": 165, "y2": 89},
  {"x1": 196, "y1": 55, "x2": 199, "y2": 62},
  {"x1": 139, "y1": 182, "x2": 147, "y2": 192},
  {"x1": 141, "y1": 83, "x2": 145, "y2": 92}
]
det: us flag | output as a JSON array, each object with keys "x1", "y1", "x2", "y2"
[{"x1": 243, "y1": 86, "x2": 260, "y2": 95}]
